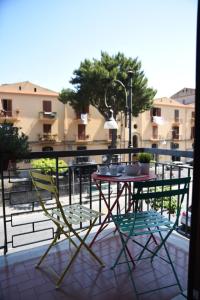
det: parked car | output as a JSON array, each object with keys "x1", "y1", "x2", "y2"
[
  {"x1": 180, "y1": 206, "x2": 192, "y2": 230},
  {"x1": 186, "y1": 160, "x2": 193, "y2": 166},
  {"x1": 166, "y1": 161, "x2": 184, "y2": 170}
]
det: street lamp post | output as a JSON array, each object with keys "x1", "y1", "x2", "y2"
[
  {"x1": 127, "y1": 70, "x2": 134, "y2": 149},
  {"x1": 104, "y1": 70, "x2": 134, "y2": 162}
]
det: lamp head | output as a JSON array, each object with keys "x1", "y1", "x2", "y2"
[{"x1": 104, "y1": 109, "x2": 118, "y2": 129}]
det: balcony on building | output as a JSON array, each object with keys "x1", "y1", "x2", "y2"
[
  {"x1": 75, "y1": 133, "x2": 91, "y2": 143},
  {"x1": 0, "y1": 109, "x2": 20, "y2": 123},
  {"x1": 38, "y1": 133, "x2": 58, "y2": 143},
  {"x1": 39, "y1": 111, "x2": 57, "y2": 122}
]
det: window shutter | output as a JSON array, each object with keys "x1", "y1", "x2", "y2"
[{"x1": 43, "y1": 101, "x2": 52, "y2": 112}]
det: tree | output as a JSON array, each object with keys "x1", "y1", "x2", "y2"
[{"x1": 59, "y1": 51, "x2": 157, "y2": 119}]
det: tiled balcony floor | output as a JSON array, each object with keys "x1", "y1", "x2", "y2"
[{"x1": 0, "y1": 233, "x2": 189, "y2": 300}]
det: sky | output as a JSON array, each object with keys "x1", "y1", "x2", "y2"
[{"x1": 0, "y1": 0, "x2": 198, "y2": 98}]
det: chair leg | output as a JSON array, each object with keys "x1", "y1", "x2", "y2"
[
  {"x1": 154, "y1": 231, "x2": 183, "y2": 292},
  {"x1": 56, "y1": 219, "x2": 105, "y2": 288},
  {"x1": 111, "y1": 230, "x2": 135, "y2": 269},
  {"x1": 35, "y1": 229, "x2": 60, "y2": 268},
  {"x1": 71, "y1": 218, "x2": 105, "y2": 267}
]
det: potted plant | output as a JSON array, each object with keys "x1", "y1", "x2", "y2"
[
  {"x1": 138, "y1": 152, "x2": 152, "y2": 175},
  {"x1": 0, "y1": 122, "x2": 30, "y2": 170}
]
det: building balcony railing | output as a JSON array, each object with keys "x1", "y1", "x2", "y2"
[
  {"x1": 0, "y1": 110, "x2": 20, "y2": 122},
  {"x1": 151, "y1": 135, "x2": 159, "y2": 141},
  {"x1": 38, "y1": 111, "x2": 57, "y2": 122},
  {"x1": 172, "y1": 134, "x2": 180, "y2": 140},
  {"x1": 172, "y1": 118, "x2": 182, "y2": 125},
  {"x1": 38, "y1": 133, "x2": 58, "y2": 142},
  {"x1": 75, "y1": 134, "x2": 91, "y2": 142}
]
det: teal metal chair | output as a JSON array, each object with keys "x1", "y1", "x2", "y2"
[{"x1": 111, "y1": 177, "x2": 191, "y2": 297}]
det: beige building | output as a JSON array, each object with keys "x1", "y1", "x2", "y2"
[
  {"x1": 133, "y1": 97, "x2": 195, "y2": 161},
  {"x1": 0, "y1": 82, "x2": 111, "y2": 163},
  {"x1": 0, "y1": 81, "x2": 65, "y2": 152},
  {"x1": 0, "y1": 82, "x2": 195, "y2": 164}
]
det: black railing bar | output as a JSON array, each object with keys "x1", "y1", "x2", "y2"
[{"x1": 5, "y1": 147, "x2": 193, "y2": 160}]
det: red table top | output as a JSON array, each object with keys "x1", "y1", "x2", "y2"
[{"x1": 92, "y1": 172, "x2": 156, "y2": 183}]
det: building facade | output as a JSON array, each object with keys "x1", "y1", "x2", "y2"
[
  {"x1": 0, "y1": 82, "x2": 195, "y2": 164},
  {"x1": 133, "y1": 97, "x2": 195, "y2": 162}
]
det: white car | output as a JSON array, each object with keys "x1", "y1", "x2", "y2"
[{"x1": 166, "y1": 161, "x2": 184, "y2": 171}]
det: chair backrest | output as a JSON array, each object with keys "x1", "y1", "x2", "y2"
[
  {"x1": 133, "y1": 177, "x2": 191, "y2": 224},
  {"x1": 30, "y1": 171, "x2": 68, "y2": 225}
]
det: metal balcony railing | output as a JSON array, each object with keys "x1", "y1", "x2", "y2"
[
  {"x1": 0, "y1": 110, "x2": 20, "y2": 122},
  {"x1": 0, "y1": 147, "x2": 193, "y2": 254},
  {"x1": 38, "y1": 133, "x2": 58, "y2": 142},
  {"x1": 38, "y1": 111, "x2": 57, "y2": 121}
]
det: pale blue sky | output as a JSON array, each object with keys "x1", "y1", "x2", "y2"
[{"x1": 0, "y1": 0, "x2": 197, "y2": 97}]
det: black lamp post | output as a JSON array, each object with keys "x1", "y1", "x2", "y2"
[
  {"x1": 104, "y1": 70, "x2": 134, "y2": 162},
  {"x1": 127, "y1": 70, "x2": 134, "y2": 149}
]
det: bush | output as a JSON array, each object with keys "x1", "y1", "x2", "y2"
[
  {"x1": 145, "y1": 186, "x2": 178, "y2": 214},
  {"x1": 31, "y1": 158, "x2": 68, "y2": 174},
  {"x1": 138, "y1": 152, "x2": 152, "y2": 163}
]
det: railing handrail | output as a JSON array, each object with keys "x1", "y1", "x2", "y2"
[{"x1": 8, "y1": 147, "x2": 193, "y2": 160}]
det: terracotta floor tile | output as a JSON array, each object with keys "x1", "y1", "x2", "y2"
[{"x1": 0, "y1": 234, "x2": 189, "y2": 300}]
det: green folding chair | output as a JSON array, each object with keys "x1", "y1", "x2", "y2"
[
  {"x1": 30, "y1": 171, "x2": 105, "y2": 288},
  {"x1": 111, "y1": 177, "x2": 190, "y2": 297}
]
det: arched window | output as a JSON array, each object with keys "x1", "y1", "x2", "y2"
[{"x1": 133, "y1": 135, "x2": 138, "y2": 148}]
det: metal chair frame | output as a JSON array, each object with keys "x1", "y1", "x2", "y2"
[
  {"x1": 111, "y1": 177, "x2": 191, "y2": 297},
  {"x1": 30, "y1": 171, "x2": 105, "y2": 288}
]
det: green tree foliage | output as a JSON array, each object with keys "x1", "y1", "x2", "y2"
[
  {"x1": 0, "y1": 122, "x2": 30, "y2": 159},
  {"x1": 58, "y1": 52, "x2": 157, "y2": 118}
]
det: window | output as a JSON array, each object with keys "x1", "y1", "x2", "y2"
[
  {"x1": 191, "y1": 126, "x2": 195, "y2": 139},
  {"x1": 1, "y1": 99, "x2": 12, "y2": 116},
  {"x1": 152, "y1": 126, "x2": 158, "y2": 139},
  {"x1": 171, "y1": 142, "x2": 179, "y2": 161},
  {"x1": 43, "y1": 100, "x2": 52, "y2": 112},
  {"x1": 192, "y1": 111, "x2": 195, "y2": 119},
  {"x1": 34, "y1": 88, "x2": 37, "y2": 92},
  {"x1": 172, "y1": 126, "x2": 179, "y2": 139},
  {"x1": 76, "y1": 147, "x2": 89, "y2": 163},
  {"x1": 133, "y1": 135, "x2": 138, "y2": 147},
  {"x1": 152, "y1": 144, "x2": 158, "y2": 161},
  {"x1": 78, "y1": 124, "x2": 86, "y2": 139},
  {"x1": 43, "y1": 124, "x2": 51, "y2": 133},
  {"x1": 150, "y1": 107, "x2": 161, "y2": 122},
  {"x1": 75, "y1": 105, "x2": 89, "y2": 118},
  {"x1": 174, "y1": 110, "x2": 179, "y2": 122},
  {"x1": 152, "y1": 143, "x2": 157, "y2": 148},
  {"x1": 42, "y1": 146, "x2": 53, "y2": 151}
]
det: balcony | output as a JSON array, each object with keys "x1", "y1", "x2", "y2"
[
  {"x1": 38, "y1": 133, "x2": 58, "y2": 143},
  {"x1": 172, "y1": 118, "x2": 182, "y2": 126},
  {"x1": 0, "y1": 110, "x2": 20, "y2": 123},
  {"x1": 0, "y1": 230, "x2": 189, "y2": 300},
  {"x1": 150, "y1": 134, "x2": 159, "y2": 141},
  {"x1": 75, "y1": 134, "x2": 91, "y2": 143},
  {"x1": 39, "y1": 111, "x2": 57, "y2": 122},
  {"x1": 0, "y1": 148, "x2": 193, "y2": 299}
]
